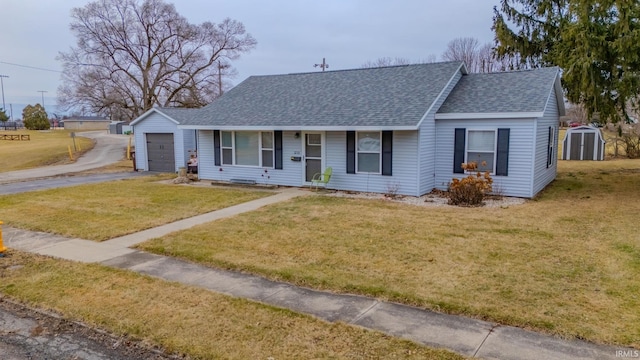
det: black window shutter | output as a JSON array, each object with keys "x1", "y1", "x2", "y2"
[
  {"x1": 496, "y1": 128, "x2": 510, "y2": 176},
  {"x1": 346, "y1": 131, "x2": 355, "y2": 174},
  {"x1": 453, "y1": 128, "x2": 466, "y2": 174},
  {"x1": 382, "y1": 131, "x2": 393, "y2": 176},
  {"x1": 546, "y1": 126, "x2": 552, "y2": 168},
  {"x1": 213, "y1": 130, "x2": 221, "y2": 166},
  {"x1": 274, "y1": 131, "x2": 283, "y2": 169}
]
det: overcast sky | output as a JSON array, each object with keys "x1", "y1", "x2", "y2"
[{"x1": 0, "y1": 0, "x2": 499, "y2": 115}]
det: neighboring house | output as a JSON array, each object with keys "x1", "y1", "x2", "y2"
[
  {"x1": 63, "y1": 116, "x2": 111, "y2": 131},
  {"x1": 131, "y1": 62, "x2": 565, "y2": 198}
]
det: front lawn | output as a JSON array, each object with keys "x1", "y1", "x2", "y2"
[
  {"x1": 0, "y1": 251, "x2": 462, "y2": 360},
  {"x1": 0, "y1": 176, "x2": 271, "y2": 241},
  {"x1": 138, "y1": 159, "x2": 640, "y2": 348}
]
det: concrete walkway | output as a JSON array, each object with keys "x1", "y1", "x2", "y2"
[{"x1": 2, "y1": 188, "x2": 629, "y2": 359}]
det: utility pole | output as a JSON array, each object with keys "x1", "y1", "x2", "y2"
[
  {"x1": 314, "y1": 58, "x2": 329, "y2": 71},
  {"x1": 37, "y1": 90, "x2": 47, "y2": 110},
  {"x1": 217, "y1": 61, "x2": 230, "y2": 96},
  {"x1": 0, "y1": 75, "x2": 8, "y2": 111}
]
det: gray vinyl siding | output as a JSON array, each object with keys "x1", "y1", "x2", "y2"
[
  {"x1": 532, "y1": 91, "x2": 560, "y2": 196},
  {"x1": 419, "y1": 70, "x2": 463, "y2": 195},
  {"x1": 132, "y1": 113, "x2": 183, "y2": 172},
  {"x1": 434, "y1": 118, "x2": 536, "y2": 198},
  {"x1": 198, "y1": 130, "x2": 418, "y2": 195},
  {"x1": 326, "y1": 131, "x2": 418, "y2": 196},
  {"x1": 182, "y1": 129, "x2": 197, "y2": 165},
  {"x1": 197, "y1": 130, "x2": 303, "y2": 186}
]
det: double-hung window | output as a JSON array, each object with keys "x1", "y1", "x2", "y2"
[
  {"x1": 466, "y1": 130, "x2": 495, "y2": 173},
  {"x1": 356, "y1": 132, "x2": 381, "y2": 173},
  {"x1": 221, "y1": 131, "x2": 274, "y2": 167}
]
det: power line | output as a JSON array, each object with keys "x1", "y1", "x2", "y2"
[{"x1": 0, "y1": 61, "x2": 62, "y2": 73}]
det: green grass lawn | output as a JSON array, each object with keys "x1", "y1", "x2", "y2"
[
  {"x1": 137, "y1": 159, "x2": 640, "y2": 348},
  {"x1": 0, "y1": 251, "x2": 462, "y2": 360},
  {"x1": 0, "y1": 175, "x2": 272, "y2": 241},
  {"x1": 0, "y1": 130, "x2": 94, "y2": 172}
]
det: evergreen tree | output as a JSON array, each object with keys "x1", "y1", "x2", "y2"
[
  {"x1": 493, "y1": 0, "x2": 640, "y2": 122},
  {"x1": 0, "y1": 108, "x2": 8, "y2": 123},
  {"x1": 22, "y1": 104, "x2": 50, "y2": 130}
]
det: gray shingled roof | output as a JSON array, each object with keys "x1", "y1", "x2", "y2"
[
  {"x1": 65, "y1": 116, "x2": 109, "y2": 121},
  {"x1": 180, "y1": 62, "x2": 465, "y2": 128},
  {"x1": 152, "y1": 107, "x2": 201, "y2": 124},
  {"x1": 437, "y1": 67, "x2": 560, "y2": 114}
]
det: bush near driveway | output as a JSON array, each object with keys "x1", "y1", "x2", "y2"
[{"x1": 139, "y1": 159, "x2": 640, "y2": 348}]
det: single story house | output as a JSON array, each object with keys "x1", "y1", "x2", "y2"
[
  {"x1": 63, "y1": 116, "x2": 111, "y2": 131},
  {"x1": 131, "y1": 61, "x2": 565, "y2": 198}
]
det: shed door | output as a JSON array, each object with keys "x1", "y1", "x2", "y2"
[
  {"x1": 583, "y1": 133, "x2": 595, "y2": 160},
  {"x1": 570, "y1": 133, "x2": 582, "y2": 160},
  {"x1": 146, "y1": 133, "x2": 175, "y2": 172}
]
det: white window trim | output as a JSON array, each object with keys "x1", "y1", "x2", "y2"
[
  {"x1": 465, "y1": 129, "x2": 497, "y2": 174},
  {"x1": 261, "y1": 132, "x2": 274, "y2": 168},
  {"x1": 221, "y1": 131, "x2": 234, "y2": 165},
  {"x1": 356, "y1": 131, "x2": 382, "y2": 174},
  {"x1": 220, "y1": 131, "x2": 274, "y2": 168}
]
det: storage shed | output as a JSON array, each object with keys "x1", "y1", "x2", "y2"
[
  {"x1": 562, "y1": 126, "x2": 605, "y2": 160},
  {"x1": 109, "y1": 121, "x2": 126, "y2": 134}
]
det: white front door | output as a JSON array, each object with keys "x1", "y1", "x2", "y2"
[{"x1": 303, "y1": 132, "x2": 323, "y2": 183}]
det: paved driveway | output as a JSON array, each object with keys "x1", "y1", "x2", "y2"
[{"x1": 0, "y1": 131, "x2": 130, "y2": 184}]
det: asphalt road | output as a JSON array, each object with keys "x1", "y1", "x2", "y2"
[
  {"x1": 0, "y1": 172, "x2": 145, "y2": 195},
  {"x1": 0, "y1": 299, "x2": 177, "y2": 360}
]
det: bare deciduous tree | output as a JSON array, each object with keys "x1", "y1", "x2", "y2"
[
  {"x1": 442, "y1": 37, "x2": 481, "y2": 72},
  {"x1": 57, "y1": 0, "x2": 256, "y2": 120},
  {"x1": 361, "y1": 57, "x2": 410, "y2": 68},
  {"x1": 418, "y1": 54, "x2": 438, "y2": 64},
  {"x1": 442, "y1": 37, "x2": 515, "y2": 73},
  {"x1": 565, "y1": 102, "x2": 589, "y2": 125}
]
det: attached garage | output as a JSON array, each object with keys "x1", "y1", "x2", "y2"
[
  {"x1": 146, "y1": 133, "x2": 175, "y2": 172},
  {"x1": 562, "y1": 125, "x2": 605, "y2": 160},
  {"x1": 130, "y1": 108, "x2": 198, "y2": 172}
]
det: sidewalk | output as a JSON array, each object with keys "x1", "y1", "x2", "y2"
[{"x1": 2, "y1": 188, "x2": 628, "y2": 359}]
